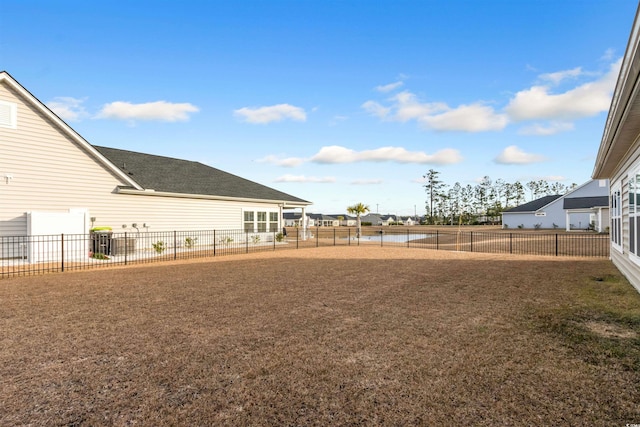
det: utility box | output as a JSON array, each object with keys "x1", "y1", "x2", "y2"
[
  {"x1": 90, "y1": 227, "x2": 113, "y2": 255},
  {"x1": 112, "y1": 237, "x2": 136, "y2": 256}
]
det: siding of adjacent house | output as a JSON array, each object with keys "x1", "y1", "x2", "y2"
[{"x1": 0, "y1": 79, "x2": 289, "y2": 237}]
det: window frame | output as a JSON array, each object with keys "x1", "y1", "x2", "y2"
[{"x1": 611, "y1": 182, "x2": 622, "y2": 253}]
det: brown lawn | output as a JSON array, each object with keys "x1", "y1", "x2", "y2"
[{"x1": 0, "y1": 246, "x2": 638, "y2": 426}]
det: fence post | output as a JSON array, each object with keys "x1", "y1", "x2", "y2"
[
  {"x1": 436, "y1": 230, "x2": 439, "y2": 250},
  {"x1": 555, "y1": 233, "x2": 558, "y2": 256},
  {"x1": 407, "y1": 229, "x2": 410, "y2": 248},
  {"x1": 509, "y1": 233, "x2": 512, "y2": 254},
  {"x1": 470, "y1": 231, "x2": 473, "y2": 252},
  {"x1": 333, "y1": 228, "x2": 336, "y2": 246},
  {"x1": 316, "y1": 227, "x2": 319, "y2": 247},
  {"x1": 246, "y1": 231, "x2": 249, "y2": 253},
  {"x1": 213, "y1": 230, "x2": 216, "y2": 257},
  {"x1": 273, "y1": 231, "x2": 276, "y2": 251},
  {"x1": 124, "y1": 232, "x2": 128, "y2": 265},
  {"x1": 296, "y1": 228, "x2": 299, "y2": 249},
  {"x1": 61, "y1": 233, "x2": 65, "y2": 272},
  {"x1": 174, "y1": 231, "x2": 177, "y2": 260},
  {"x1": 348, "y1": 228, "x2": 351, "y2": 246}
]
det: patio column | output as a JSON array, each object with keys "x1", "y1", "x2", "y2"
[{"x1": 565, "y1": 211, "x2": 571, "y2": 232}]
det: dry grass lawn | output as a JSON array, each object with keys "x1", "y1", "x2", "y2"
[{"x1": 1, "y1": 246, "x2": 639, "y2": 426}]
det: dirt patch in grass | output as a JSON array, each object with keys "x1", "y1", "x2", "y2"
[
  {"x1": 0, "y1": 246, "x2": 639, "y2": 425},
  {"x1": 584, "y1": 321, "x2": 638, "y2": 339}
]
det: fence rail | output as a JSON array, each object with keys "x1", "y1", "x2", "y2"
[{"x1": 0, "y1": 228, "x2": 610, "y2": 278}]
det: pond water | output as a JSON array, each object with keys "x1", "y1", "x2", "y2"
[{"x1": 351, "y1": 233, "x2": 431, "y2": 243}]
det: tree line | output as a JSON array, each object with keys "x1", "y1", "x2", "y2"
[{"x1": 423, "y1": 169, "x2": 578, "y2": 225}]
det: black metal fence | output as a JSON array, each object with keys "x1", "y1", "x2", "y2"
[{"x1": 0, "y1": 228, "x2": 610, "y2": 278}]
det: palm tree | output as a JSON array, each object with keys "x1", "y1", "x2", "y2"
[{"x1": 347, "y1": 203, "x2": 370, "y2": 238}]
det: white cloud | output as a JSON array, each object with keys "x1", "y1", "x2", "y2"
[
  {"x1": 505, "y1": 59, "x2": 621, "y2": 121},
  {"x1": 96, "y1": 101, "x2": 199, "y2": 122},
  {"x1": 601, "y1": 48, "x2": 615, "y2": 61},
  {"x1": 361, "y1": 100, "x2": 390, "y2": 119},
  {"x1": 375, "y1": 81, "x2": 404, "y2": 93},
  {"x1": 257, "y1": 155, "x2": 305, "y2": 167},
  {"x1": 392, "y1": 91, "x2": 448, "y2": 122},
  {"x1": 234, "y1": 104, "x2": 306, "y2": 124},
  {"x1": 421, "y1": 103, "x2": 508, "y2": 132},
  {"x1": 363, "y1": 91, "x2": 506, "y2": 132},
  {"x1": 274, "y1": 174, "x2": 335, "y2": 183},
  {"x1": 47, "y1": 97, "x2": 88, "y2": 122},
  {"x1": 541, "y1": 175, "x2": 566, "y2": 181},
  {"x1": 518, "y1": 121, "x2": 574, "y2": 136},
  {"x1": 310, "y1": 145, "x2": 462, "y2": 165},
  {"x1": 351, "y1": 179, "x2": 383, "y2": 185},
  {"x1": 539, "y1": 67, "x2": 583, "y2": 85},
  {"x1": 494, "y1": 145, "x2": 546, "y2": 165}
]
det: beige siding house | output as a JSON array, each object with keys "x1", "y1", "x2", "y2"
[
  {"x1": 592, "y1": 5, "x2": 640, "y2": 292},
  {"x1": 0, "y1": 71, "x2": 311, "y2": 249}
]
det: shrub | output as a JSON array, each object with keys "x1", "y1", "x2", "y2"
[
  {"x1": 184, "y1": 236, "x2": 198, "y2": 248},
  {"x1": 275, "y1": 232, "x2": 284, "y2": 242},
  {"x1": 152, "y1": 241, "x2": 166, "y2": 254}
]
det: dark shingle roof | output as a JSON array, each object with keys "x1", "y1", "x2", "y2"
[
  {"x1": 94, "y1": 146, "x2": 310, "y2": 204},
  {"x1": 504, "y1": 195, "x2": 562, "y2": 213},
  {"x1": 563, "y1": 196, "x2": 609, "y2": 209}
]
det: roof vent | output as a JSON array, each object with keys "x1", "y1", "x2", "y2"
[{"x1": 0, "y1": 101, "x2": 17, "y2": 129}]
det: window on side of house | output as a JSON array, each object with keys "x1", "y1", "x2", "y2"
[
  {"x1": 244, "y1": 211, "x2": 254, "y2": 232},
  {"x1": 630, "y1": 173, "x2": 640, "y2": 262},
  {"x1": 257, "y1": 212, "x2": 267, "y2": 232},
  {"x1": 269, "y1": 212, "x2": 278, "y2": 232},
  {"x1": 611, "y1": 184, "x2": 622, "y2": 252}
]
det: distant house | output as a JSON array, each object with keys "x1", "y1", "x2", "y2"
[
  {"x1": 329, "y1": 214, "x2": 356, "y2": 227},
  {"x1": 0, "y1": 71, "x2": 311, "y2": 259},
  {"x1": 308, "y1": 214, "x2": 340, "y2": 227},
  {"x1": 592, "y1": 3, "x2": 640, "y2": 292},
  {"x1": 360, "y1": 213, "x2": 382, "y2": 226},
  {"x1": 502, "y1": 180, "x2": 609, "y2": 231},
  {"x1": 399, "y1": 216, "x2": 420, "y2": 226}
]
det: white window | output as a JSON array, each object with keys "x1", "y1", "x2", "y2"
[
  {"x1": 629, "y1": 173, "x2": 640, "y2": 263},
  {"x1": 243, "y1": 209, "x2": 279, "y2": 232},
  {"x1": 611, "y1": 184, "x2": 622, "y2": 252},
  {"x1": 0, "y1": 100, "x2": 17, "y2": 129},
  {"x1": 269, "y1": 212, "x2": 279, "y2": 232},
  {"x1": 244, "y1": 211, "x2": 254, "y2": 232},
  {"x1": 257, "y1": 212, "x2": 267, "y2": 232}
]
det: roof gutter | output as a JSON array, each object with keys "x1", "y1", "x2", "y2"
[
  {"x1": 593, "y1": 7, "x2": 640, "y2": 178},
  {"x1": 116, "y1": 187, "x2": 312, "y2": 206}
]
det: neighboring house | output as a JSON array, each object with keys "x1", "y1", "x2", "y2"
[
  {"x1": 307, "y1": 214, "x2": 339, "y2": 227},
  {"x1": 329, "y1": 214, "x2": 356, "y2": 227},
  {"x1": 400, "y1": 216, "x2": 420, "y2": 226},
  {"x1": 283, "y1": 212, "x2": 307, "y2": 227},
  {"x1": 592, "y1": 4, "x2": 640, "y2": 292},
  {"x1": 360, "y1": 213, "x2": 382, "y2": 226},
  {"x1": 0, "y1": 71, "x2": 311, "y2": 258},
  {"x1": 502, "y1": 179, "x2": 609, "y2": 231}
]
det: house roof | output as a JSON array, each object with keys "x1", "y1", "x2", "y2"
[
  {"x1": 563, "y1": 196, "x2": 609, "y2": 210},
  {"x1": 593, "y1": 5, "x2": 640, "y2": 179},
  {"x1": 94, "y1": 146, "x2": 310, "y2": 205},
  {"x1": 503, "y1": 195, "x2": 562, "y2": 213}
]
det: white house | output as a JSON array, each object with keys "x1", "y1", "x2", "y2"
[
  {"x1": 592, "y1": 4, "x2": 640, "y2": 292},
  {"x1": 502, "y1": 179, "x2": 609, "y2": 231},
  {"x1": 0, "y1": 71, "x2": 311, "y2": 259}
]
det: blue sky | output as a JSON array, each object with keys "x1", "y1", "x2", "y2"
[{"x1": 2, "y1": 0, "x2": 638, "y2": 215}]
